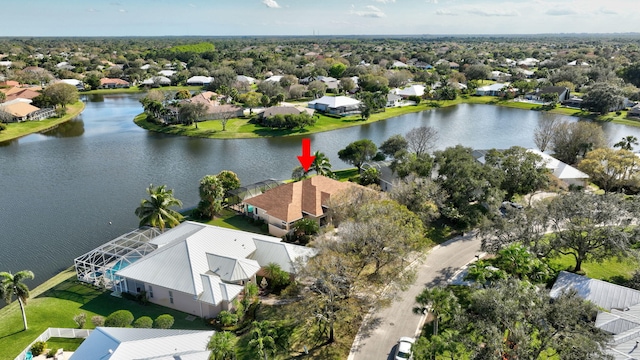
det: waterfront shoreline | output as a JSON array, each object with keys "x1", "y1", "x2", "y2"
[
  {"x1": 133, "y1": 96, "x2": 640, "y2": 140},
  {"x1": 0, "y1": 101, "x2": 86, "y2": 143}
]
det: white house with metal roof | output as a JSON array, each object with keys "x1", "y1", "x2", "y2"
[
  {"x1": 114, "y1": 222, "x2": 316, "y2": 318},
  {"x1": 396, "y1": 84, "x2": 425, "y2": 98},
  {"x1": 70, "y1": 327, "x2": 214, "y2": 360},
  {"x1": 307, "y1": 95, "x2": 361, "y2": 115},
  {"x1": 527, "y1": 149, "x2": 589, "y2": 187},
  {"x1": 186, "y1": 76, "x2": 214, "y2": 86}
]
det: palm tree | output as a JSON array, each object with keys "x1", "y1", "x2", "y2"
[
  {"x1": 0, "y1": 270, "x2": 35, "y2": 331},
  {"x1": 261, "y1": 263, "x2": 290, "y2": 291},
  {"x1": 311, "y1": 151, "x2": 333, "y2": 177},
  {"x1": 248, "y1": 321, "x2": 277, "y2": 360},
  {"x1": 134, "y1": 184, "x2": 184, "y2": 231},
  {"x1": 207, "y1": 331, "x2": 237, "y2": 360},
  {"x1": 413, "y1": 287, "x2": 458, "y2": 336},
  {"x1": 614, "y1": 135, "x2": 639, "y2": 151}
]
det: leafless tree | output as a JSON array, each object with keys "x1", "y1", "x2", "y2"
[
  {"x1": 533, "y1": 113, "x2": 559, "y2": 152},
  {"x1": 406, "y1": 126, "x2": 439, "y2": 156}
]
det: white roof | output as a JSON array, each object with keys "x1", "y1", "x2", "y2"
[
  {"x1": 70, "y1": 327, "x2": 213, "y2": 360},
  {"x1": 477, "y1": 83, "x2": 509, "y2": 92},
  {"x1": 551, "y1": 271, "x2": 640, "y2": 311},
  {"x1": 308, "y1": 95, "x2": 361, "y2": 108},
  {"x1": 517, "y1": 58, "x2": 539, "y2": 66},
  {"x1": 59, "y1": 79, "x2": 82, "y2": 86},
  {"x1": 527, "y1": 149, "x2": 589, "y2": 180},
  {"x1": 392, "y1": 61, "x2": 408, "y2": 68},
  {"x1": 0, "y1": 60, "x2": 12, "y2": 67},
  {"x1": 317, "y1": 75, "x2": 337, "y2": 83},
  {"x1": 237, "y1": 75, "x2": 255, "y2": 84},
  {"x1": 187, "y1": 76, "x2": 213, "y2": 84},
  {"x1": 158, "y1": 70, "x2": 176, "y2": 77},
  {"x1": 140, "y1": 64, "x2": 151, "y2": 70},
  {"x1": 397, "y1": 84, "x2": 425, "y2": 97},
  {"x1": 206, "y1": 253, "x2": 261, "y2": 282},
  {"x1": 199, "y1": 274, "x2": 244, "y2": 305},
  {"x1": 250, "y1": 238, "x2": 317, "y2": 273},
  {"x1": 264, "y1": 75, "x2": 283, "y2": 83},
  {"x1": 117, "y1": 222, "x2": 315, "y2": 305},
  {"x1": 141, "y1": 76, "x2": 171, "y2": 85}
]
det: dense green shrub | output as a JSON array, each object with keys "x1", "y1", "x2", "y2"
[
  {"x1": 105, "y1": 310, "x2": 134, "y2": 327},
  {"x1": 133, "y1": 316, "x2": 154, "y2": 328},
  {"x1": 154, "y1": 314, "x2": 175, "y2": 329},
  {"x1": 30, "y1": 341, "x2": 46, "y2": 356},
  {"x1": 259, "y1": 113, "x2": 316, "y2": 130},
  {"x1": 47, "y1": 348, "x2": 57, "y2": 358},
  {"x1": 218, "y1": 310, "x2": 239, "y2": 327}
]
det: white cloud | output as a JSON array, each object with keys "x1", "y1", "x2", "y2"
[
  {"x1": 262, "y1": 0, "x2": 281, "y2": 8},
  {"x1": 545, "y1": 8, "x2": 577, "y2": 16},
  {"x1": 467, "y1": 7, "x2": 519, "y2": 17},
  {"x1": 118, "y1": 9, "x2": 126, "y2": 13},
  {"x1": 426, "y1": 0, "x2": 439, "y2": 3},
  {"x1": 598, "y1": 7, "x2": 617, "y2": 15},
  {"x1": 374, "y1": 0, "x2": 396, "y2": 3},
  {"x1": 436, "y1": 6, "x2": 518, "y2": 17},
  {"x1": 436, "y1": 9, "x2": 456, "y2": 16},
  {"x1": 87, "y1": 8, "x2": 98, "y2": 12},
  {"x1": 352, "y1": 5, "x2": 387, "y2": 17}
]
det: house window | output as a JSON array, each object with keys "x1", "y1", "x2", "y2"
[
  {"x1": 169, "y1": 291, "x2": 174, "y2": 304},
  {"x1": 148, "y1": 285, "x2": 153, "y2": 298}
]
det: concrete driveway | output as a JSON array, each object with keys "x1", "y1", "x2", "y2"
[{"x1": 348, "y1": 233, "x2": 482, "y2": 360}]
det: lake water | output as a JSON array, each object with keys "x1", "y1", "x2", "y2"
[{"x1": 1, "y1": 94, "x2": 639, "y2": 290}]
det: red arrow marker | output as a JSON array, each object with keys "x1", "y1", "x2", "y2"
[{"x1": 297, "y1": 138, "x2": 316, "y2": 172}]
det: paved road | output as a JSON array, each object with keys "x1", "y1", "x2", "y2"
[{"x1": 348, "y1": 233, "x2": 482, "y2": 360}]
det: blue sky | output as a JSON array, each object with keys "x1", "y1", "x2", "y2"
[{"x1": 1, "y1": 0, "x2": 637, "y2": 37}]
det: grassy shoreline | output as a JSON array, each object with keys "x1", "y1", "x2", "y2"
[
  {"x1": 134, "y1": 96, "x2": 640, "y2": 140},
  {"x1": 81, "y1": 85, "x2": 201, "y2": 95},
  {"x1": 0, "y1": 101, "x2": 85, "y2": 143}
]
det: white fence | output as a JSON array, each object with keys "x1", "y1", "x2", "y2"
[{"x1": 15, "y1": 328, "x2": 92, "y2": 360}]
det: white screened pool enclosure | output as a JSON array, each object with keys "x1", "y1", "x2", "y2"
[{"x1": 74, "y1": 227, "x2": 162, "y2": 289}]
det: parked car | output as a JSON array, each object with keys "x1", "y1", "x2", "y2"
[
  {"x1": 395, "y1": 337, "x2": 415, "y2": 360},
  {"x1": 500, "y1": 201, "x2": 523, "y2": 216}
]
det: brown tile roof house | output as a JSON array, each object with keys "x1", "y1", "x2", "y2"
[
  {"x1": 0, "y1": 102, "x2": 41, "y2": 121},
  {"x1": 206, "y1": 104, "x2": 244, "y2": 119},
  {"x1": 184, "y1": 91, "x2": 220, "y2": 107},
  {"x1": 5, "y1": 88, "x2": 41, "y2": 101},
  {"x1": 0, "y1": 80, "x2": 20, "y2": 87},
  {"x1": 243, "y1": 176, "x2": 361, "y2": 236},
  {"x1": 99, "y1": 78, "x2": 130, "y2": 88}
]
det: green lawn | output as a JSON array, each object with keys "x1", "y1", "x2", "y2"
[
  {"x1": 333, "y1": 168, "x2": 359, "y2": 182},
  {"x1": 196, "y1": 208, "x2": 269, "y2": 235},
  {"x1": 547, "y1": 254, "x2": 639, "y2": 282},
  {"x1": 44, "y1": 337, "x2": 84, "y2": 351},
  {"x1": 0, "y1": 101, "x2": 85, "y2": 143},
  {"x1": 0, "y1": 268, "x2": 212, "y2": 360}
]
